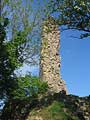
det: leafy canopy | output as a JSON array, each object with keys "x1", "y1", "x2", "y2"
[
  {"x1": 48, "y1": 0, "x2": 90, "y2": 38},
  {"x1": 0, "y1": 18, "x2": 18, "y2": 99}
]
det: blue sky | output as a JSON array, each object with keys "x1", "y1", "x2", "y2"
[{"x1": 60, "y1": 30, "x2": 90, "y2": 96}]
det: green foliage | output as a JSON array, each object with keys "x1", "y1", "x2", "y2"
[
  {"x1": 0, "y1": 18, "x2": 18, "y2": 99},
  {"x1": 46, "y1": 101, "x2": 76, "y2": 120},
  {"x1": 1, "y1": 82, "x2": 48, "y2": 119},
  {"x1": 48, "y1": 0, "x2": 90, "y2": 38},
  {"x1": 12, "y1": 76, "x2": 48, "y2": 99},
  {"x1": 0, "y1": 19, "x2": 31, "y2": 100},
  {"x1": 49, "y1": 101, "x2": 64, "y2": 116},
  {"x1": 6, "y1": 31, "x2": 27, "y2": 67}
]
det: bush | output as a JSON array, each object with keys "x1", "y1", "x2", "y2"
[{"x1": 12, "y1": 76, "x2": 48, "y2": 99}]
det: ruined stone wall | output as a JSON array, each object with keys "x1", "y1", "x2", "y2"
[{"x1": 40, "y1": 17, "x2": 67, "y2": 93}]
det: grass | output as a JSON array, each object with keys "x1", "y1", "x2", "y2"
[{"x1": 30, "y1": 101, "x2": 79, "y2": 120}]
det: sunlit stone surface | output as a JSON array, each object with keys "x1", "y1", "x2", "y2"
[{"x1": 40, "y1": 17, "x2": 67, "y2": 94}]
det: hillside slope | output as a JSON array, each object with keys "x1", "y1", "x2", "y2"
[
  {"x1": 1, "y1": 92, "x2": 90, "y2": 120},
  {"x1": 26, "y1": 93, "x2": 90, "y2": 120}
]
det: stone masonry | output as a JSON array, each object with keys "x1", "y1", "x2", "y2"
[{"x1": 40, "y1": 17, "x2": 67, "y2": 94}]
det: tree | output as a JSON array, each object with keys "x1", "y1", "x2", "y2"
[
  {"x1": 1, "y1": 0, "x2": 41, "y2": 65},
  {"x1": 0, "y1": 18, "x2": 18, "y2": 99},
  {"x1": 48, "y1": 0, "x2": 90, "y2": 38},
  {"x1": 0, "y1": 0, "x2": 48, "y2": 101}
]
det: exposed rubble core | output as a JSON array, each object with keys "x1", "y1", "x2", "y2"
[{"x1": 40, "y1": 17, "x2": 67, "y2": 93}]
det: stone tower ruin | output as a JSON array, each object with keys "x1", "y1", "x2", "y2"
[{"x1": 40, "y1": 17, "x2": 67, "y2": 94}]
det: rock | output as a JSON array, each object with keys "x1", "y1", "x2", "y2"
[{"x1": 27, "y1": 116, "x2": 43, "y2": 120}]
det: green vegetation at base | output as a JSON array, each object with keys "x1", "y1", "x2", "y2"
[
  {"x1": 1, "y1": 92, "x2": 90, "y2": 120},
  {"x1": 30, "y1": 101, "x2": 79, "y2": 120}
]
